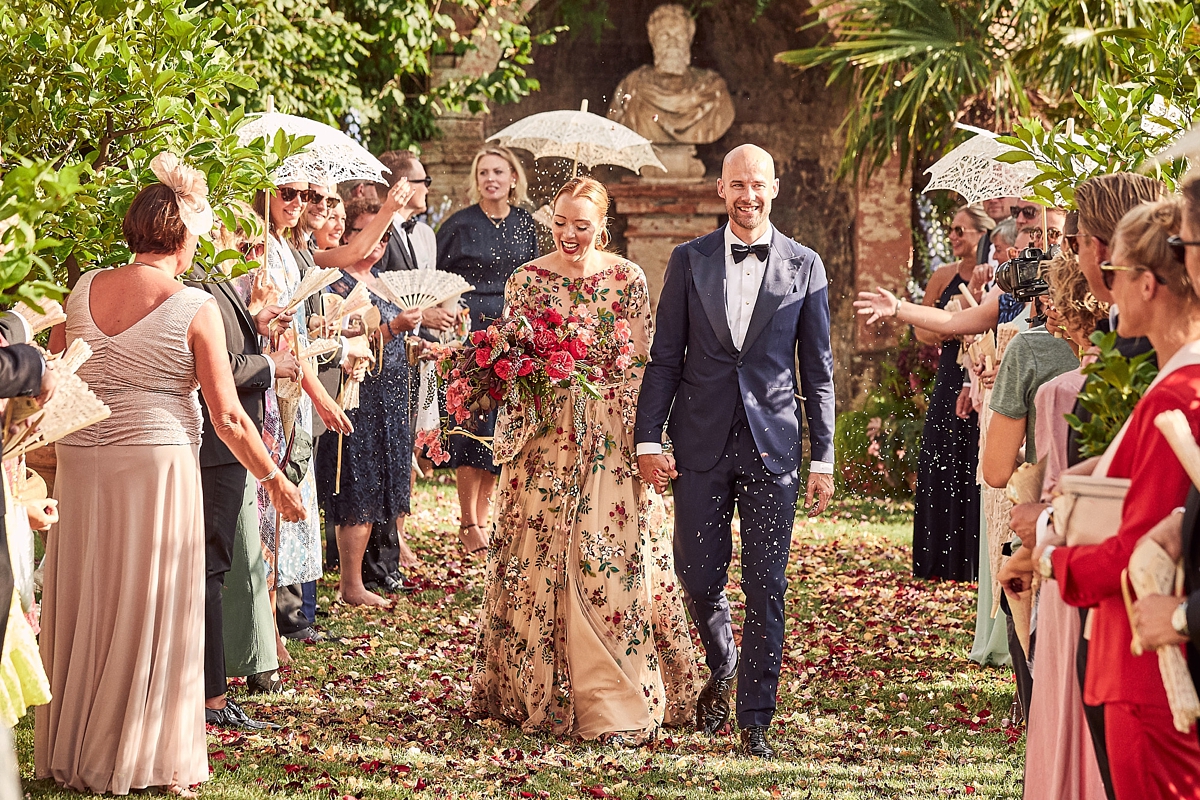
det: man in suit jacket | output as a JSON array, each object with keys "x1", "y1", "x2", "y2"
[
  {"x1": 189, "y1": 277, "x2": 299, "y2": 730},
  {"x1": 634, "y1": 145, "x2": 836, "y2": 759}
]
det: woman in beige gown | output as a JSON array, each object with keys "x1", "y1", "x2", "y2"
[
  {"x1": 35, "y1": 154, "x2": 305, "y2": 795},
  {"x1": 470, "y1": 177, "x2": 697, "y2": 742}
]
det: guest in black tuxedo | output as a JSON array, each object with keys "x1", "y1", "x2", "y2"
[
  {"x1": 635, "y1": 145, "x2": 835, "y2": 759},
  {"x1": 187, "y1": 238, "x2": 300, "y2": 729}
]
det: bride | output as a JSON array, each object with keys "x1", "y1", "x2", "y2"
[{"x1": 469, "y1": 177, "x2": 697, "y2": 742}]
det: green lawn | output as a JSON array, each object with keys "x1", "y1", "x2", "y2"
[{"x1": 15, "y1": 483, "x2": 1025, "y2": 799}]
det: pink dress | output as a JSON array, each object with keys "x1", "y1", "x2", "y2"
[{"x1": 1023, "y1": 367, "x2": 1105, "y2": 800}]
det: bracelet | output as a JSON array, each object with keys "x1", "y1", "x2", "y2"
[
  {"x1": 894, "y1": 297, "x2": 903, "y2": 316},
  {"x1": 258, "y1": 467, "x2": 279, "y2": 483}
]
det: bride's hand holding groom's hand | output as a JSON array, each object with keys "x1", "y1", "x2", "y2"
[{"x1": 637, "y1": 453, "x2": 678, "y2": 494}]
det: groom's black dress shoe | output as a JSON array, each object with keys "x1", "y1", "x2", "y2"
[
  {"x1": 740, "y1": 726, "x2": 775, "y2": 759},
  {"x1": 695, "y1": 671, "x2": 735, "y2": 735}
]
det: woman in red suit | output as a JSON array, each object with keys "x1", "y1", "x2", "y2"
[{"x1": 1037, "y1": 196, "x2": 1200, "y2": 799}]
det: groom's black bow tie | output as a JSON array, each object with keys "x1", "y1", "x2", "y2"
[
  {"x1": 731, "y1": 243, "x2": 770, "y2": 263},
  {"x1": 400, "y1": 217, "x2": 419, "y2": 234}
]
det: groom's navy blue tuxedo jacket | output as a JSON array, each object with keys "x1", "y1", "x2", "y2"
[{"x1": 635, "y1": 225, "x2": 835, "y2": 475}]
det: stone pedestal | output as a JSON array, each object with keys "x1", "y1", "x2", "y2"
[{"x1": 608, "y1": 180, "x2": 724, "y2": 312}]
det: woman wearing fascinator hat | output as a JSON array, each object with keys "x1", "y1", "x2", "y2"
[{"x1": 36, "y1": 153, "x2": 305, "y2": 796}]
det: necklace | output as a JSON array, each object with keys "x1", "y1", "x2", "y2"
[{"x1": 482, "y1": 204, "x2": 509, "y2": 227}]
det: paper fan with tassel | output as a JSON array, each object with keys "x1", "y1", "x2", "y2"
[{"x1": 377, "y1": 271, "x2": 473, "y2": 310}]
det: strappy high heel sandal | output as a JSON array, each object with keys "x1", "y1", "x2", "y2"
[{"x1": 459, "y1": 522, "x2": 488, "y2": 554}]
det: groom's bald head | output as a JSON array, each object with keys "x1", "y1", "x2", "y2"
[
  {"x1": 719, "y1": 145, "x2": 779, "y2": 238},
  {"x1": 722, "y1": 144, "x2": 775, "y2": 180}
]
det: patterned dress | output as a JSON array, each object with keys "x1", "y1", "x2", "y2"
[
  {"x1": 470, "y1": 261, "x2": 698, "y2": 741},
  {"x1": 256, "y1": 236, "x2": 322, "y2": 588}
]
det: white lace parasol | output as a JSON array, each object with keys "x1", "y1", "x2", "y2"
[
  {"x1": 237, "y1": 100, "x2": 390, "y2": 186},
  {"x1": 923, "y1": 133, "x2": 1040, "y2": 205},
  {"x1": 488, "y1": 100, "x2": 665, "y2": 176}
]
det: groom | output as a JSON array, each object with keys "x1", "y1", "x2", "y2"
[{"x1": 635, "y1": 144, "x2": 835, "y2": 759}]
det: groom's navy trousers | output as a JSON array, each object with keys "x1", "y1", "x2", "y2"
[{"x1": 672, "y1": 400, "x2": 800, "y2": 728}]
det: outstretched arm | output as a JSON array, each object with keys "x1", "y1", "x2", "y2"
[{"x1": 856, "y1": 283, "x2": 1003, "y2": 337}]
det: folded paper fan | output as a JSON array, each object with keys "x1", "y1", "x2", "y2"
[
  {"x1": 281, "y1": 268, "x2": 341, "y2": 316},
  {"x1": 53, "y1": 338, "x2": 92, "y2": 376},
  {"x1": 1155, "y1": 409, "x2": 1200, "y2": 491},
  {"x1": 337, "y1": 283, "x2": 373, "y2": 328},
  {"x1": 1123, "y1": 539, "x2": 1200, "y2": 732},
  {"x1": 377, "y1": 271, "x2": 473, "y2": 311},
  {"x1": 301, "y1": 338, "x2": 340, "y2": 361},
  {"x1": 13, "y1": 300, "x2": 66, "y2": 335},
  {"x1": 996, "y1": 323, "x2": 1021, "y2": 362},
  {"x1": 2, "y1": 370, "x2": 110, "y2": 459}
]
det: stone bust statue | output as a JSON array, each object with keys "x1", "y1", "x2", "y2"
[{"x1": 608, "y1": 5, "x2": 735, "y2": 146}]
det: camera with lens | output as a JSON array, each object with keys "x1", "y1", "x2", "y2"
[{"x1": 994, "y1": 247, "x2": 1052, "y2": 302}]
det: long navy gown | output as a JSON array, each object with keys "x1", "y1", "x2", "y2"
[{"x1": 912, "y1": 274, "x2": 980, "y2": 581}]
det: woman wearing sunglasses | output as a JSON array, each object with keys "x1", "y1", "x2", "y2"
[
  {"x1": 250, "y1": 177, "x2": 355, "y2": 646},
  {"x1": 1035, "y1": 197, "x2": 1200, "y2": 799},
  {"x1": 856, "y1": 205, "x2": 1068, "y2": 341},
  {"x1": 901, "y1": 205, "x2": 994, "y2": 583},
  {"x1": 310, "y1": 179, "x2": 412, "y2": 269}
]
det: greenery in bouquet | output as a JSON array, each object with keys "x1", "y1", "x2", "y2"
[
  {"x1": 418, "y1": 307, "x2": 634, "y2": 464},
  {"x1": 1065, "y1": 330, "x2": 1158, "y2": 459}
]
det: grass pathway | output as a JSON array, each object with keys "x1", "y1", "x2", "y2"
[{"x1": 16, "y1": 482, "x2": 1025, "y2": 798}]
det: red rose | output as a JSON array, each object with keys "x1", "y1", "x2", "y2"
[
  {"x1": 470, "y1": 330, "x2": 488, "y2": 345},
  {"x1": 516, "y1": 357, "x2": 535, "y2": 377},
  {"x1": 493, "y1": 357, "x2": 515, "y2": 381},
  {"x1": 565, "y1": 338, "x2": 588, "y2": 360},
  {"x1": 488, "y1": 384, "x2": 505, "y2": 401},
  {"x1": 544, "y1": 308, "x2": 563, "y2": 326},
  {"x1": 475, "y1": 346, "x2": 493, "y2": 368},
  {"x1": 533, "y1": 329, "x2": 559, "y2": 355},
  {"x1": 545, "y1": 350, "x2": 575, "y2": 381}
]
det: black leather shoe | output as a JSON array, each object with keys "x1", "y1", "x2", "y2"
[
  {"x1": 740, "y1": 726, "x2": 775, "y2": 759},
  {"x1": 205, "y1": 699, "x2": 280, "y2": 730},
  {"x1": 695, "y1": 670, "x2": 735, "y2": 735},
  {"x1": 245, "y1": 669, "x2": 283, "y2": 694}
]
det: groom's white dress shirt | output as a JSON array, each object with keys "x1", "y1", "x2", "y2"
[{"x1": 637, "y1": 223, "x2": 832, "y2": 475}]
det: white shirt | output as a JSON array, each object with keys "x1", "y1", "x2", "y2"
[
  {"x1": 392, "y1": 217, "x2": 438, "y2": 271},
  {"x1": 637, "y1": 224, "x2": 832, "y2": 475},
  {"x1": 724, "y1": 224, "x2": 772, "y2": 350}
]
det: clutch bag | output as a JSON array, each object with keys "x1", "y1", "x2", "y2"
[{"x1": 1053, "y1": 474, "x2": 1130, "y2": 546}]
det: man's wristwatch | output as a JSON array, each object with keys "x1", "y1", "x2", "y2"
[
  {"x1": 1038, "y1": 545, "x2": 1056, "y2": 580},
  {"x1": 1173, "y1": 599, "x2": 1190, "y2": 638}
]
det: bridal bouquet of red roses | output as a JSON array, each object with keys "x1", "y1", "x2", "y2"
[{"x1": 419, "y1": 306, "x2": 633, "y2": 464}]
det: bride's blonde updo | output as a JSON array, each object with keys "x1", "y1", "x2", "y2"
[{"x1": 554, "y1": 177, "x2": 611, "y2": 249}]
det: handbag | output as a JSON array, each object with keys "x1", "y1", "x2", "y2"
[{"x1": 1052, "y1": 473, "x2": 1130, "y2": 546}]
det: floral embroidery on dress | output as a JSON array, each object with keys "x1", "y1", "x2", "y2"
[{"x1": 470, "y1": 261, "x2": 698, "y2": 740}]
